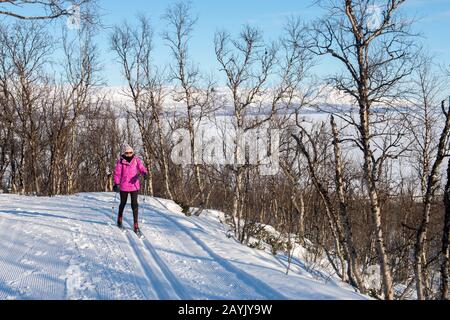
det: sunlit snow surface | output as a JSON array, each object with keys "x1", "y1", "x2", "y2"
[{"x1": 0, "y1": 193, "x2": 367, "y2": 300}]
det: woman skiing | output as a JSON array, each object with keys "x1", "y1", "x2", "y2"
[{"x1": 113, "y1": 144, "x2": 148, "y2": 236}]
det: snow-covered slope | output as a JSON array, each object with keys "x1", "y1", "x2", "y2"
[{"x1": 0, "y1": 193, "x2": 367, "y2": 300}]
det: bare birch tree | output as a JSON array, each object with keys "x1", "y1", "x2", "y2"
[
  {"x1": 111, "y1": 15, "x2": 173, "y2": 199},
  {"x1": 0, "y1": 21, "x2": 53, "y2": 194},
  {"x1": 43, "y1": 26, "x2": 100, "y2": 195},
  {"x1": 214, "y1": 19, "x2": 309, "y2": 242},
  {"x1": 402, "y1": 56, "x2": 449, "y2": 299},
  {"x1": 308, "y1": 0, "x2": 417, "y2": 299},
  {"x1": 442, "y1": 125, "x2": 450, "y2": 299},
  {"x1": 162, "y1": 1, "x2": 215, "y2": 207},
  {"x1": 214, "y1": 25, "x2": 277, "y2": 242}
]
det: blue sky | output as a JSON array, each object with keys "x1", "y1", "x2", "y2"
[{"x1": 5, "y1": 0, "x2": 450, "y2": 85}]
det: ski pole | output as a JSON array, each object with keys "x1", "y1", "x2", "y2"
[{"x1": 141, "y1": 179, "x2": 147, "y2": 224}]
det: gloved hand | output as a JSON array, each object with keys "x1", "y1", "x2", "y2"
[
  {"x1": 143, "y1": 173, "x2": 148, "y2": 181},
  {"x1": 113, "y1": 184, "x2": 120, "y2": 193}
]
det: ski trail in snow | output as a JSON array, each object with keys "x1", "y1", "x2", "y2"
[
  {"x1": 1, "y1": 195, "x2": 155, "y2": 300},
  {"x1": 0, "y1": 216, "x2": 23, "y2": 300},
  {"x1": 123, "y1": 229, "x2": 165, "y2": 299},
  {"x1": 82, "y1": 208, "x2": 158, "y2": 300},
  {"x1": 85, "y1": 193, "x2": 287, "y2": 299},
  {"x1": 88, "y1": 194, "x2": 258, "y2": 300},
  {"x1": 0, "y1": 193, "x2": 368, "y2": 300},
  {"x1": 148, "y1": 198, "x2": 364, "y2": 300},
  {"x1": 77, "y1": 196, "x2": 162, "y2": 300},
  {"x1": 140, "y1": 215, "x2": 251, "y2": 299},
  {"x1": 140, "y1": 237, "x2": 191, "y2": 299},
  {"x1": 122, "y1": 216, "x2": 192, "y2": 300},
  {"x1": 0, "y1": 208, "x2": 67, "y2": 299},
  {"x1": 87, "y1": 200, "x2": 171, "y2": 300},
  {"x1": 143, "y1": 199, "x2": 287, "y2": 300},
  {"x1": 91, "y1": 224, "x2": 148, "y2": 299},
  {"x1": 86, "y1": 193, "x2": 192, "y2": 300}
]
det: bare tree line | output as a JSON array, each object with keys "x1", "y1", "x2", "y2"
[
  {"x1": 0, "y1": 20, "x2": 119, "y2": 195},
  {"x1": 0, "y1": 0, "x2": 449, "y2": 300}
]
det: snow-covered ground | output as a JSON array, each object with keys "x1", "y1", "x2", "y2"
[{"x1": 0, "y1": 192, "x2": 367, "y2": 300}]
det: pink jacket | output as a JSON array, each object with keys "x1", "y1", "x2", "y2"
[{"x1": 114, "y1": 156, "x2": 148, "y2": 192}]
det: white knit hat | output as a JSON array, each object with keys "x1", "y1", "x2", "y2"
[{"x1": 122, "y1": 144, "x2": 134, "y2": 154}]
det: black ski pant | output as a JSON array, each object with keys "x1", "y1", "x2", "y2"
[{"x1": 118, "y1": 191, "x2": 139, "y2": 228}]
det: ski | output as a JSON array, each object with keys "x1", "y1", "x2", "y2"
[{"x1": 134, "y1": 228, "x2": 145, "y2": 240}]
